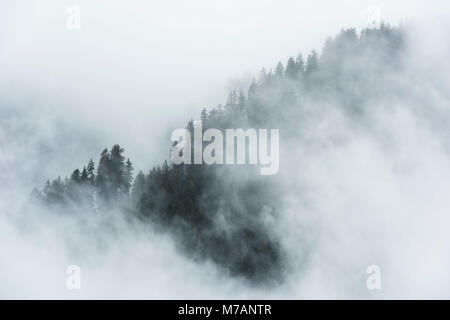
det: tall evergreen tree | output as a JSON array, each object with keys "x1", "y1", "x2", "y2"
[
  {"x1": 123, "y1": 158, "x2": 134, "y2": 195},
  {"x1": 295, "y1": 54, "x2": 305, "y2": 77},
  {"x1": 258, "y1": 68, "x2": 267, "y2": 86},
  {"x1": 275, "y1": 62, "x2": 284, "y2": 77},
  {"x1": 87, "y1": 159, "x2": 96, "y2": 185},
  {"x1": 131, "y1": 170, "x2": 146, "y2": 207},
  {"x1": 96, "y1": 148, "x2": 112, "y2": 204},
  {"x1": 200, "y1": 108, "x2": 208, "y2": 124},
  {"x1": 305, "y1": 50, "x2": 319, "y2": 75},
  {"x1": 80, "y1": 167, "x2": 89, "y2": 183},
  {"x1": 238, "y1": 89, "x2": 246, "y2": 112},
  {"x1": 70, "y1": 169, "x2": 81, "y2": 183},
  {"x1": 285, "y1": 57, "x2": 297, "y2": 78}
]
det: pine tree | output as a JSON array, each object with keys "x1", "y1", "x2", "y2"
[
  {"x1": 238, "y1": 90, "x2": 246, "y2": 112},
  {"x1": 80, "y1": 167, "x2": 89, "y2": 183},
  {"x1": 109, "y1": 145, "x2": 126, "y2": 197},
  {"x1": 285, "y1": 57, "x2": 297, "y2": 78},
  {"x1": 295, "y1": 54, "x2": 304, "y2": 74},
  {"x1": 96, "y1": 148, "x2": 111, "y2": 203},
  {"x1": 275, "y1": 62, "x2": 284, "y2": 77},
  {"x1": 305, "y1": 50, "x2": 319, "y2": 75},
  {"x1": 248, "y1": 79, "x2": 257, "y2": 98},
  {"x1": 70, "y1": 169, "x2": 81, "y2": 184},
  {"x1": 131, "y1": 170, "x2": 146, "y2": 206},
  {"x1": 44, "y1": 177, "x2": 66, "y2": 206},
  {"x1": 258, "y1": 68, "x2": 267, "y2": 86},
  {"x1": 200, "y1": 108, "x2": 208, "y2": 125},
  {"x1": 87, "y1": 159, "x2": 96, "y2": 185},
  {"x1": 123, "y1": 158, "x2": 133, "y2": 195},
  {"x1": 226, "y1": 90, "x2": 238, "y2": 111}
]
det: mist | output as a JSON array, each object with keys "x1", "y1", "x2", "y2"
[{"x1": 2, "y1": 1, "x2": 450, "y2": 299}]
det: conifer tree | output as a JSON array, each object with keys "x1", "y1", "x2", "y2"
[
  {"x1": 275, "y1": 62, "x2": 284, "y2": 77},
  {"x1": 80, "y1": 167, "x2": 89, "y2": 183},
  {"x1": 295, "y1": 54, "x2": 305, "y2": 75},
  {"x1": 131, "y1": 170, "x2": 146, "y2": 206},
  {"x1": 123, "y1": 158, "x2": 134, "y2": 195},
  {"x1": 305, "y1": 50, "x2": 319, "y2": 75},
  {"x1": 87, "y1": 159, "x2": 96, "y2": 185},
  {"x1": 285, "y1": 57, "x2": 297, "y2": 78},
  {"x1": 96, "y1": 148, "x2": 112, "y2": 203}
]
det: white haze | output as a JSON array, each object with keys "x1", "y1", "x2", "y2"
[{"x1": 2, "y1": 1, "x2": 450, "y2": 299}]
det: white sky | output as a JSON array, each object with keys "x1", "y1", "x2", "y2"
[{"x1": 1, "y1": 0, "x2": 447, "y2": 110}]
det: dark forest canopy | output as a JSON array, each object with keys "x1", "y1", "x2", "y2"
[{"x1": 33, "y1": 25, "x2": 405, "y2": 284}]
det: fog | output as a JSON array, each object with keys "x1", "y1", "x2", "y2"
[
  {"x1": 2, "y1": 0, "x2": 450, "y2": 299},
  {"x1": 1, "y1": 0, "x2": 447, "y2": 176}
]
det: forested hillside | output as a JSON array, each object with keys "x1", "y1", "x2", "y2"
[{"x1": 33, "y1": 24, "x2": 405, "y2": 284}]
